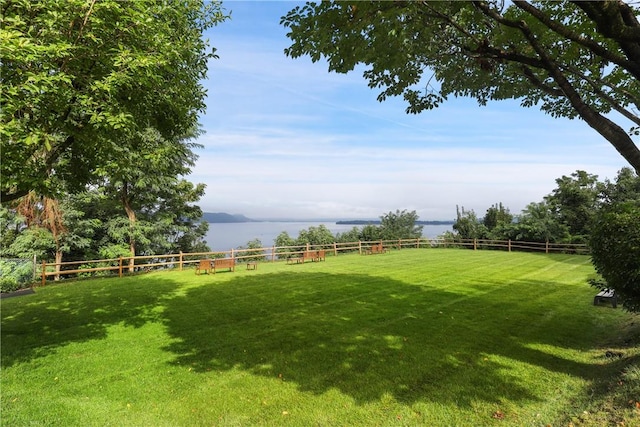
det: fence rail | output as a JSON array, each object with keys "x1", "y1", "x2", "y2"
[{"x1": 38, "y1": 238, "x2": 589, "y2": 285}]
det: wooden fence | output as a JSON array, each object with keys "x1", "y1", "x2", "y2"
[{"x1": 39, "y1": 238, "x2": 589, "y2": 285}]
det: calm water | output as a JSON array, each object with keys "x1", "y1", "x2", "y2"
[{"x1": 204, "y1": 221, "x2": 452, "y2": 251}]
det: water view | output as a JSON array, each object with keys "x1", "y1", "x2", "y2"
[{"x1": 204, "y1": 221, "x2": 453, "y2": 251}]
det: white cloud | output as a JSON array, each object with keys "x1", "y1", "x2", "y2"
[{"x1": 190, "y1": 2, "x2": 630, "y2": 220}]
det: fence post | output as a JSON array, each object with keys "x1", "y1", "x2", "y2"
[
  {"x1": 271, "y1": 246, "x2": 275, "y2": 262},
  {"x1": 33, "y1": 254, "x2": 37, "y2": 282},
  {"x1": 119, "y1": 257, "x2": 123, "y2": 278},
  {"x1": 179, "y1": 251, "x2": 183, "y2": 271},
  {"x1": 473, "y1": 239, "x2": 477, "y2": 250},
  {"x1": 508, "y1": 239, "x2": 511, "y2": 252},
  {"x1": 41, "y1": 260, "x2": 46, "y2": 286},
  {"x1": 546, "y1": 240, "x2": 549, "y2": 254},
  {"x1": 359, "y1": 241, "x2": 362, "y2": 255},
  {"x1": 333, "y1": 242, "x2": 337, "y2": 257}
]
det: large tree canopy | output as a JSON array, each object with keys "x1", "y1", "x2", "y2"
[
  {"x1": 1, "y1": 0, "x2": 227, "y2": 202},
  {"x1": 282, "y1": 1, "x2": 640, "y2": 172}
]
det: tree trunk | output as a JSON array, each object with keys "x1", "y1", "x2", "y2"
[
  {"x1": 121, "y1": 185, "x2": 136, "y2": 273},
  {"x1": 54, "y1": 250, "x2": 62, "y2": 281},
  {"x1": 580, "y1": 113, "x2": 640, "y2": 175}
]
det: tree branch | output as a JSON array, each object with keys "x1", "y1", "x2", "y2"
[
  {"x1": 573, "y1": 0, "x2": 640, "y2": 42},
  {"x1": 1, "y1": 189, "x2": 30, "y2": 204},
  {"x1": 520, "y1": 65, "x2": 565, "y2": 97},
  {"x1": 572, "y1": 1, "x2": 640, "y2": 72},
  {"x1": 563, "y1": 65, "x2": 640, "y2": 127},
  {"x1": 474, "y1": 0, "x2": 640, "y2": 173},
  {"x1": 75, "y1": 0, "x2": 97, "y2": 44},
  {"x1": 513, "y1": 0, "x2": 640, "y2": 80}
]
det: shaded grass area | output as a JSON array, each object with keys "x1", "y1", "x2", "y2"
[{"x1": 2, "y1": 249, "x2": 639, "y2": 426}]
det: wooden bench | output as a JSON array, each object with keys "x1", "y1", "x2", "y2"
[
  {"x1": 287, "y1": 257, "x2": 303, "y2": 264},
  {"x1": 594, "y1": 289, "x2": 617, "y2": 308},
  {"x1": 195, "y1": 259, "x2": 212, "y2": 275},
  {"x1": 246, "y1": 261, "x2": 258, "y2": 270},
  {"x1": 213, "y1": 258, "x2": 235, "y2": 273},
  {"x1": 302, "y1": 251, "x2": 318, "y2": 263},
  {"x1": 367, "y1": 244, "x2": 385, "y2": 254}
]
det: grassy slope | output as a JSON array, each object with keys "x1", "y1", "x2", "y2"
[{"x1": 1, "y1": 249, "x2": 639, "y2": 426}]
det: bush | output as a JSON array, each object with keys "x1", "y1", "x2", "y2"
[
  {"x1": 590, "y1": 202, "x2": 640, "y2": 311},
  {"x1": 1, "y1": 276, "x2": 20, "y2": 293},
  {"x1": 0, "y1": 258, "x2": 34, "y2": 292}
]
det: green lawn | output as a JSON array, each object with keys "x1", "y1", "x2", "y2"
[{"x1": 2, "y1": 249, "x2": 639, "y2": 426}]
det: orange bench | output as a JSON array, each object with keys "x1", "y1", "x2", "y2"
[
  {"x1": 302, "y1": 251, "x2": 317, "y2": 263},
  {"x1": 214, "y1": 258, "x2": 235, "y2": 273},
  {"x1": 367, "y1": 244, "x2": 385, "y2": 254},
  {"x1": 196, "y1": 259, "x2": 212, "y2": 275}
]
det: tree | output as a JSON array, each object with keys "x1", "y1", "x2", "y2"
[
  {"x1": 453, "y1": 206, "x2": 487, "y2": 240},
  {"x1": 590, "y1": 168, "x2": 640, "y2": 311},
  {"x1": 2, "y1": 184, "x2": 209, "y2": 270},
  {"x1": 282, "y1": 1, "x2": 640, "y2": 172},
  {"x1": 1, "y1": 193, "x2": 97, "y2": 279},
  {"x1": 296, "y1": 225, "x2": 336, "y2": 246},
  {"x1": 1, "y1": 0, "x2": 228, "y2": 202},
  {"x1": 601, "y1": 167, "x2": 640, "y2": 204},
  {"x1": 335, "y1": 226, "x2": 362, "y2": 243},
  {"x1": 274, "y1": 231, "x2": 296, "y2": 259},
  {"x1": 236, "y1": 239, "x2": 267, "y2": 262},
  {"x1": 379, "y1": 209, "x2": 424, "y2": 240},
  {"x1": 360, "y1": 224, "x2": 382, "y2": 242},
  {"x1": 96, "y1": 127, "x2": 204, "y2": 269},
  {"x1": 545, "y1": 170, "x2": 602, "y2": 240},
  {"x1": 508, "y1": 201, "x2": 570, "y2": 243},
  {"x1": 482, "y1": 202, "x2": 513, "y2": 234}
]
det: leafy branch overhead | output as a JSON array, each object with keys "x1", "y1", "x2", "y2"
[
  {"x1": 1, "y1": 0, "x2": 228, "y2": 202},
  {"x1": 281, "y1": 1, "x2": 640, "y2": 172}
]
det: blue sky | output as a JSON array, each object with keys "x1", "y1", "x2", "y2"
[{"x1": 190, "y1": 1, "x2": 629, "y2": 220}]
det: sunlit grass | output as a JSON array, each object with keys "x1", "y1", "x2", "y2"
[{"x1": 2, "y1": 249, "x2": 638, "y2": 426}]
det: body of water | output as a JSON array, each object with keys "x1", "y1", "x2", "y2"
[{"x1": 204, "y1": 221, "x2": 453, "y2": 251}]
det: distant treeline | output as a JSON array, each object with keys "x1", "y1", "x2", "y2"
[
  {"x1": 202, "y1": 212, "x2": 257, "y2": 223},
  {"x1": 336, "y1": 220, "x2": 454, "y2": 225}
]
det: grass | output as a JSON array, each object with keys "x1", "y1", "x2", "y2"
[{"x1": 2, "y1": 249, "x2": 639, "y2": 426}]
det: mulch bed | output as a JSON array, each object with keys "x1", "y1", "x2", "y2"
[{"x1": 1, "y1": 288, "x2": 35, "y2": 299}]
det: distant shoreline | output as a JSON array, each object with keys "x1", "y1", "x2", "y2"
[
  {"x1": 203, "y1": 212, "x2": 454, "y2": 225},
  {"x1": 335, "y1": 220, "x2": 455, "y2": 225}
]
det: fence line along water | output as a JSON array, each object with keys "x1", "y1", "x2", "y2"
[
  {"x1": 34, "y1": 238, "x2": 589, "y2": 287},
  {"x1": 204, "y1": 222, "x2": 453, "y2": 251}
]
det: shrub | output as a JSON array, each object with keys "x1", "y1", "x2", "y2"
[
  {"x1": 0, "y1": 258, "x2": 34, "y2": 292},
  {"x1": 590, "y1": 202, "x2": 640, "y2": 311}
]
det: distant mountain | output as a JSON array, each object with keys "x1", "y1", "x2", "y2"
[{"x1": 202, "y1": 212, "x2": 258, "y2": 223}]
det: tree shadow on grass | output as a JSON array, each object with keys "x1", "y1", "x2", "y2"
[
  {"x1": 2, "y1": 268, "x2": 619, "y2": 409},
  {"x1": 0, "y1": 275, "x2": 178, "y2": 368},
  {"x1": 161, "y1": 271, "x2": 602, "y2": 407}
]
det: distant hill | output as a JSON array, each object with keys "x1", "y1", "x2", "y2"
[
  {"x1": 202, "y1": 212, "x2": 258, "y2": 223},
  {"x1": 336, "y1": 220, "x2": 454, "y2": 225}
]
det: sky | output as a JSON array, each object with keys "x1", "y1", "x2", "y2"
[{"x1": 190, "y1": 1, "x2": 630, "y2": 221}]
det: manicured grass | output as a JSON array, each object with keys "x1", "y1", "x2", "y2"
[{"x1": 2, "y1": 249, "x2": 639, "y2": 426}]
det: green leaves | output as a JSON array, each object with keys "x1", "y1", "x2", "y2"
[
  {"x1": 379, "y1": 209, "x2": 423, "y2": 240},
  {"x1": 590, "y1": 201, "x2": 640, "y2": 311},
  {"x1": 1, "y1": 0, "x2": 228, "y2": 202},
  {"x1": 589, "y1": 168, "x2": 640, "y2": 312},
  {"x1": 282, "y1": 1, "x2": 640, "y2": 172}
]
